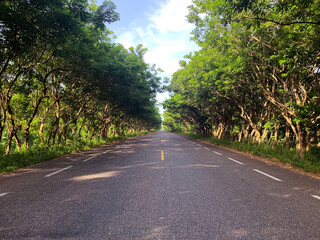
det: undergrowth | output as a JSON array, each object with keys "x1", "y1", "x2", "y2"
[
  {"x1": 0, "y1": 132, "x2": 147, "y2": 173},
  {"x1": 180, "y1": 132, "x2": 320, "y2": 173}
]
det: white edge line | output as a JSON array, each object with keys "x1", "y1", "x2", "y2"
[
  {"x1": 204, "y1": 147, "x2": 210, "y2": 150},
  {"x1": 83, "y1": 156, "x2": 97, "y2": 162},
  {"x1": 213, "y1": 151, "x2": 222, "y2": 156},
  {"x1": 45, "y1": 166, "x2": 73, "y2": 177},
  {"x1": 228, "y1": 157, "x2": 244, "y2": 165},
  {"x1": 0, "y1": 193, "x2": 9, "y2": 197},
  {"x1": 311, "y1": 195, "x2": 320, "y2": 200},
  {"x1": 253, "y1": 169, "x2": 282, "y2": 182}
]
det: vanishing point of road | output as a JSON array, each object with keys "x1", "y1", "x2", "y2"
[{"x1": 0, "y1": 131, "x2": 319, "y2": 239}]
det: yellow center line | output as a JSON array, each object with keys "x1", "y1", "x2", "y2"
[
  {"x1": 161, "y1": 140, "x2": 164, "y2": 143},
  {"x1": 161, "y1": 150, "x2": 165, "y2": 161}
]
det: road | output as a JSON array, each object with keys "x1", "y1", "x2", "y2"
[{"x1": 0, "y1": 131, "x2": 319, "y2": 239}]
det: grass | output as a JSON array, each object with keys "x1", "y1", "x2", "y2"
[
  {"x1": 179, "y1": 132, "x2": 320, "y2": 173},
  {"x1": 0, "y1": 132, "x2": 148, "y2": 173}
]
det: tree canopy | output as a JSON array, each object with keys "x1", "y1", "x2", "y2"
[
  {"x1": 0, "y1": 0, "x2": 161, "y2": 155},
  {"x1": 163, "y1": 0, "x2": 320, "y2": 156}
]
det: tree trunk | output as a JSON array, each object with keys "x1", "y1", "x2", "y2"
[
  {"x1": 295, "y1": 123, "x2": 305, "y2": 156},
  {"x1": 305, "y1": 129, "x2": 311, "y2": 153},
  {"x1": 14, "y1": 133, "x2": 21, "y2": 151},
  {"x1": 238, "y1": 130, "x2": 242, "y2": 142},
  {"x1": 285, "y1": 123, "x2": 291, "y2": 151},
  {"x1": 51, "y1": 129, "x2": 57, "y2": 145},
  {"x1": 220, "y1": 125, "x2": 228, "y2": 139},
  {"x1": 243, "y1": 124, "x2": 250, "y2": 141},
  {"x1": 260, "y1": 127, "x2": 268, "y2": 143},
  {"x1": 250, "y1": 128, "x2": 261, "y2": 143},
  {"x1": 5, "y1": 130, "x2": 14, "y2": 155},
  {"x1": 78, "y1": 119, "x2": 86, "y2": 139},
  {"x1": 213, "y1": 125, "x2": 219, "y2": 138},
  {"x1": 217, "y1": 124, "x2": 223, "y2": 139},
  {"x1": 91, "y1": 124, "x2": 99, "y2": 140},
  {"x1": 23, "y1": 96, "x2": 44, "y2": 149},
  {"x1": 85, "y1": 119, "x2": 93, "y2": 139},
  {"x1": 0, "y1": 107, "x2": 5, "y2": 144},
  {"x1": 99, "y1": 126, "x2": 106, "y2": 139},
  {"x1": 24, "y1": 127, "x2": 30, "y2": 149},
  {"x1": 272, "y1": 123, "x2": 279, "y2": 149},
  {"x1": 0, "y1": 123, "x2": 4, "y2": 146},
  {"x1": 39, "y1": 121, "x2": 45, "y2": 143}
]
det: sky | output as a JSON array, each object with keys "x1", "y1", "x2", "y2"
[{"x1": 98, "y1": 0, "x2": 199, "y2": 114}]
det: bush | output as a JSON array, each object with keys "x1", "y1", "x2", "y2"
[
  {"x1": 180, "y1": 132, "x2": 320, "y2": 173},
  {"x1": 0, "y1": 132, "x2": 148, "y2": 173}
]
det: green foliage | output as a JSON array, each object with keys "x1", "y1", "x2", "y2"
[
  {"x1": 164, "y1": 0, "x2": 320, "y2": 158},
  {"x1": 0, "y1": 132, "x2": 148, "y2": 173},
  {"x1": 0, "y1": 0, "x2": 162, "y2": 164},
  {"x1": 181, "y1": 133, "x2": 320, "y2": 173}
]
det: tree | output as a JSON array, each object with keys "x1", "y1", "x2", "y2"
[
  {"x1": 0, "y1": 0, "x2": 162, "y2": 155},
  {"x1": 163, "y1": 0, "x2": 320, "y2": 155}
]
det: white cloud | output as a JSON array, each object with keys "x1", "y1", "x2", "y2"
[
  {"x1": 150, "y1": 0, "x2": 194, "y2": 34},
  {"x1": 144, "y1": 39, "x2": 188, "y2": 75},
  {"x1": 116, "y1": 0, "x2": 198, "y2": 76},
  {"x1": 118, "y1": 32, "x2": 135, "y2": 49},
  {"x1": 115, "y1": 0, "x2": 199, "y2": 110}
]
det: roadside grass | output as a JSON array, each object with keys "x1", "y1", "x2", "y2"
[
  {"x1": 180, "y1": 133, "x2": 320, "y2": 173},
  {"x1": 0, "y1": 132, "x2": 147, "y2": 173}
]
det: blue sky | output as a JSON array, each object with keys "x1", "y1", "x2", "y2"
[{"x1": 97, "y1": 0, "x2": 199, "y2": 112}]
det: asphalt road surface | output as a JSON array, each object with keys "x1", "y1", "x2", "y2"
[{"x1": 0, "y1": 131, "x2": 319, "y2": 240}]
